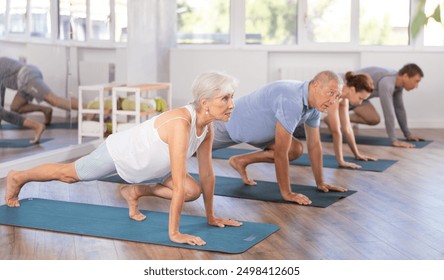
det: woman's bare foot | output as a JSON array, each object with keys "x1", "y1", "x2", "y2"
[
  {"x1": 6, "y1": 170, "x2": 24, "y2": 207},
  {"x1": 228, "y1": 156, "x2": 257, "y2": 186},
  {"x1": 120, "y1": 185, "x2": 146, "y2": 221},
  {"x1": 43, "y1": 107, "x2": 53, "y2": 125}
]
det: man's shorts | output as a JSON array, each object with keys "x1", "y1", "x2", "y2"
[{"x1": 16, "y1": 65, "x2": 52, "y2": 103}]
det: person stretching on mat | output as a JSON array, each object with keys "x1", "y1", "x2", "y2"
[
  {"x1": 0, "y1": 56, "x2": 79, "y2": 126},
  {"x1": 348, "y1": 63, "x2": 426, "y2": 148},
  {"x1": 212, "y1": 70, "x2": 348, "y2": 206},
  {"x1": 6, "y1": 71, "x2": 242, "y2": 246},
  {"x1": 294, "y1": 72, "x2": 378, "y2": 169}
]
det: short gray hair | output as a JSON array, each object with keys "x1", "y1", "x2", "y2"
[
  {"x1": 191, "y1": 71, "x2": 239, "y2": 107},
  {"x1": 312, "y1": 70, "x2": 343, "y2": 87}
]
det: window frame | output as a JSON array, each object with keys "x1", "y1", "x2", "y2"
[
  {"x1": 0, "y1": 0, "x2": 126, "y2": 48},
  {"x1": 177, "y1": 0, "x2": 443, "y2": 52}
]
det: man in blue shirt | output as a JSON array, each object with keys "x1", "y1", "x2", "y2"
[{"x1": 213, "y1": 70, "x2": 347, "y2": 205}]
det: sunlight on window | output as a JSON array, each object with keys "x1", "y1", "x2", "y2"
[
  {"x1": 115, "y1": 0, "x2": 127, "y2": 42},
  {"x1": 424, "y1": 0, "x2": 444, "y2": 46},
  {"x1": 177, "y1": 0, "x2": 230, "y2": 44},
  {"x1": 360, "y1": 0, "x2": 410, "y2": 45},
  {"x1": 30, "y1": 0, "x2": 51, "y2": 38},
  {"x1": 0, "y1": 0, "x2": 6, "y2": 36},
  {"x1": 245, "y1": 0, "x2": 298, "y2": 45},
  {"x1": 306, "y1": 0, "x2": 351, "y2": 43},
  {"x1": 9, "y1": 0, "x2": 27, "y2": 34},
  {"x1": 90, "y1": 0, "x2": 111, "y2": 40},
  {"x1": 59, "y1": 0, "x2": 87, "y2": 41}
]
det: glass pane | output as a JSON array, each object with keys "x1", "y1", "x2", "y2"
[
  {"x1": 115, "y1": 0, "x2": 127, "y2": 42},
  {"x1": 59, "y1": 0, "x2": 87, "y2": 41},
  {"x1": 30, "y1": 0, "x2": 51, "y2": 38},
  {"x1": 177, "y1": 0, "x2": 230, "y2": 44},
  {"x1": 245, "y1": 0, "x2": 297, "y2": 45},
  {"x1": 0, "y1": 0, "x2": 6, "y2": 36},
  {"x1": 9, "y1": 0, "x2": 27, "y2": 34},
  {"x1": 360, "y1": 0, "x2": 410, "y2": 46},
  {"x1": 424, "y1": 0, "x2": 444, "y2": 46},
  {"x1": 90, "y1": 0, "x2": 110, "y2": 40},
  {"x1": 306, "y1": 0, "x2": 351, "y2": 43}
]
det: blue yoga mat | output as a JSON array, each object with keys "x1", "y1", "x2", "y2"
[
  {"x1": 320, "y1": 133, "x2": 432, "y2": 148},
  {"x1": 192, "y1": 174, "x2": 356, "y2": 208},
  {"x1": 0, "y1": 138, "x2": 53, "y2": 148},
  {"x1": 0, "y1": 122, "x2": 78, "y2": 130},
  {"x1": 212, "y1": 148, "x2": 396, "y2": 172},
  {"x1": 100, "y1": 174, "x2": 356, "y2": 208},
  {"x1": 0, "y1": 198, "x2": 279, "y2": 254}
]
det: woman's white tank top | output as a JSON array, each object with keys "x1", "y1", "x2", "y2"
[{"x1": 105, "y1": 104, "x2": 207, "y2": 183}]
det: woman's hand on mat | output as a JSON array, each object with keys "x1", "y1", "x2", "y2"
[
  {"x1": 317, "y1": 183, "x2": 348, "y2": 193},
  {"x1": 283, "y1": 192, "x2": 312, "y2": 205},
  {"x1": 208, "y1": 217, "x2": 243, "y2": 228},
  {"x1": 355, "y1": 154, "x2": 377, "y2": 162},
  {"x1": 406, "y1": 135, "x2": 426, "y2": 142},
  {"x1": 392, "y1": 140, "x2": 415, "y2": 148},
  {"x1": 338, "y1": 160, "x2": 362, "y2": 169},
  {"x1": 170, "y1": 232, "x2": 206, "y2": 246}
]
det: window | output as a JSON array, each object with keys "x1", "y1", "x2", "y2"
[
  {"x1": 8, "y1": 0, "x2": 27, "y2": 34},
  {"x1": 423, "y1": 0, "x2": 444, "y2": 46},
  {"x1": 0, "y1": 0, "x2": 6, "y2": 36},
  {"x1": 177, "y1": 0, "x2": 230, "y2": 44},
  {"x1": 360, "y1": 0, "x2": 410, "y2": 46},
  {"x1": 30, "y1": 0, "x2": 51, "y2": 38},
  {"x1": 245, "y1": 0, "x2": 298, "y2": 45},
  {"x1": 115, "y1": 0, "x2": 127, "y2": 42},
  {"x1": 59, "y1": 0, "x2": 87, "y2": 41},
  {"x1": 306, "y1": 0, "x2": 351, "y2": 43},
  {"x1": 90, "y1": 0, "x2": 110, "y2": 40}
]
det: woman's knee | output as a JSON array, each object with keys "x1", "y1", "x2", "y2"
[
  {"x1": 184, "y1": 178, "x2": 202, "y2": 201},
  {"x1": 365, "y1": 115, "x2": 381, "y2": 126}
]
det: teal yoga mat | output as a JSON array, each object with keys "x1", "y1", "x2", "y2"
[
  {"x1": 0, "y1": 198, "x2": 279, "y2": 254},
  {"x1": 0, "y1": 138, "x2": 53, "y2": 148},
  {"x1": 0, "y1": 122, "x2": 78, "y2": 130},
  {"x1": 212, "y1": 148, "x2": 396, "y2": 172},
  {"x1": 320, "y1": 133, "x2": 432, "y2": 148},
  {"x1": 100, "y1": 174, "x2": 356, "y2": 208}
]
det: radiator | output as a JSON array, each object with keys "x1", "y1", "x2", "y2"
[{"x1": 279, "y1": 66, "x2": 349, "y2": 81}]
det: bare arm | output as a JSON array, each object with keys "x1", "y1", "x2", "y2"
[
  {"x1": 274, "y1": 122, "x2": 312, "y2": 205},
  {"x1": 166, "y1": 118, "x2": 192, "y2": 243},
  {"x1": 306, "y1": 124, "x2": 348, "y2": 192},
  {"x1": 197, "y1": 124, "x2": 242, "y2": 227},
  {"x1": 338, "y1": 99, "x2": 377, "y2": 164}
]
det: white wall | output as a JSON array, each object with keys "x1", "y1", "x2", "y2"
[
  {"x1": 170, "y1": 49, "x2": 444, "y2": 129},
  {"x1": 170, "y1": 49, "x2": 268, "y2": 107}
]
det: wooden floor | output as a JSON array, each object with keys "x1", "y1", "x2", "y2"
[{"x1": 0, "y1": 125, "x2": 443, "y2": 260}]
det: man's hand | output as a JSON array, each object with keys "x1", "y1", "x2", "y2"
[
  {"x1": 282, "y1": 192, "x2": 312, "y2": 205},
  {"x1": 317, "y1": 182, "x2": 348, "y2": 192},
  {"x1": 338, "y1": 160, "x2": 362, "y2": 169},
  {"x1": 406, "y1": 135, "x2": 426, "y2": 142},
  {"x1": 392, "y1": 140, "x2": 415, "y2": 148}
]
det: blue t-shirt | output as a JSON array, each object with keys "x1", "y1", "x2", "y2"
[{"x1": 225, "y1": 80, "x2": 320, "y2": 146}]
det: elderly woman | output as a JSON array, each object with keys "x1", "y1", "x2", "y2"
[{"x1": 6, "y1": 71, "x2": 242, "y2": 246}]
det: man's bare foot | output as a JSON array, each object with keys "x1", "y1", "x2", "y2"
[
  {"x1": 30, "y1": 122, "x2": 45, "y2": 144},
  {"x1": 120, "y1": 185, "x2": 146, "y2": 221},
  {"x1": 43, "y1": 107, "x2": 53, "y2": 125},
  {"x1": 228, "y1": 156, "x2": 257, "y2": 186},
  {"x1": 6, "y1": 170, "x2": 23, "y2": 207}
]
